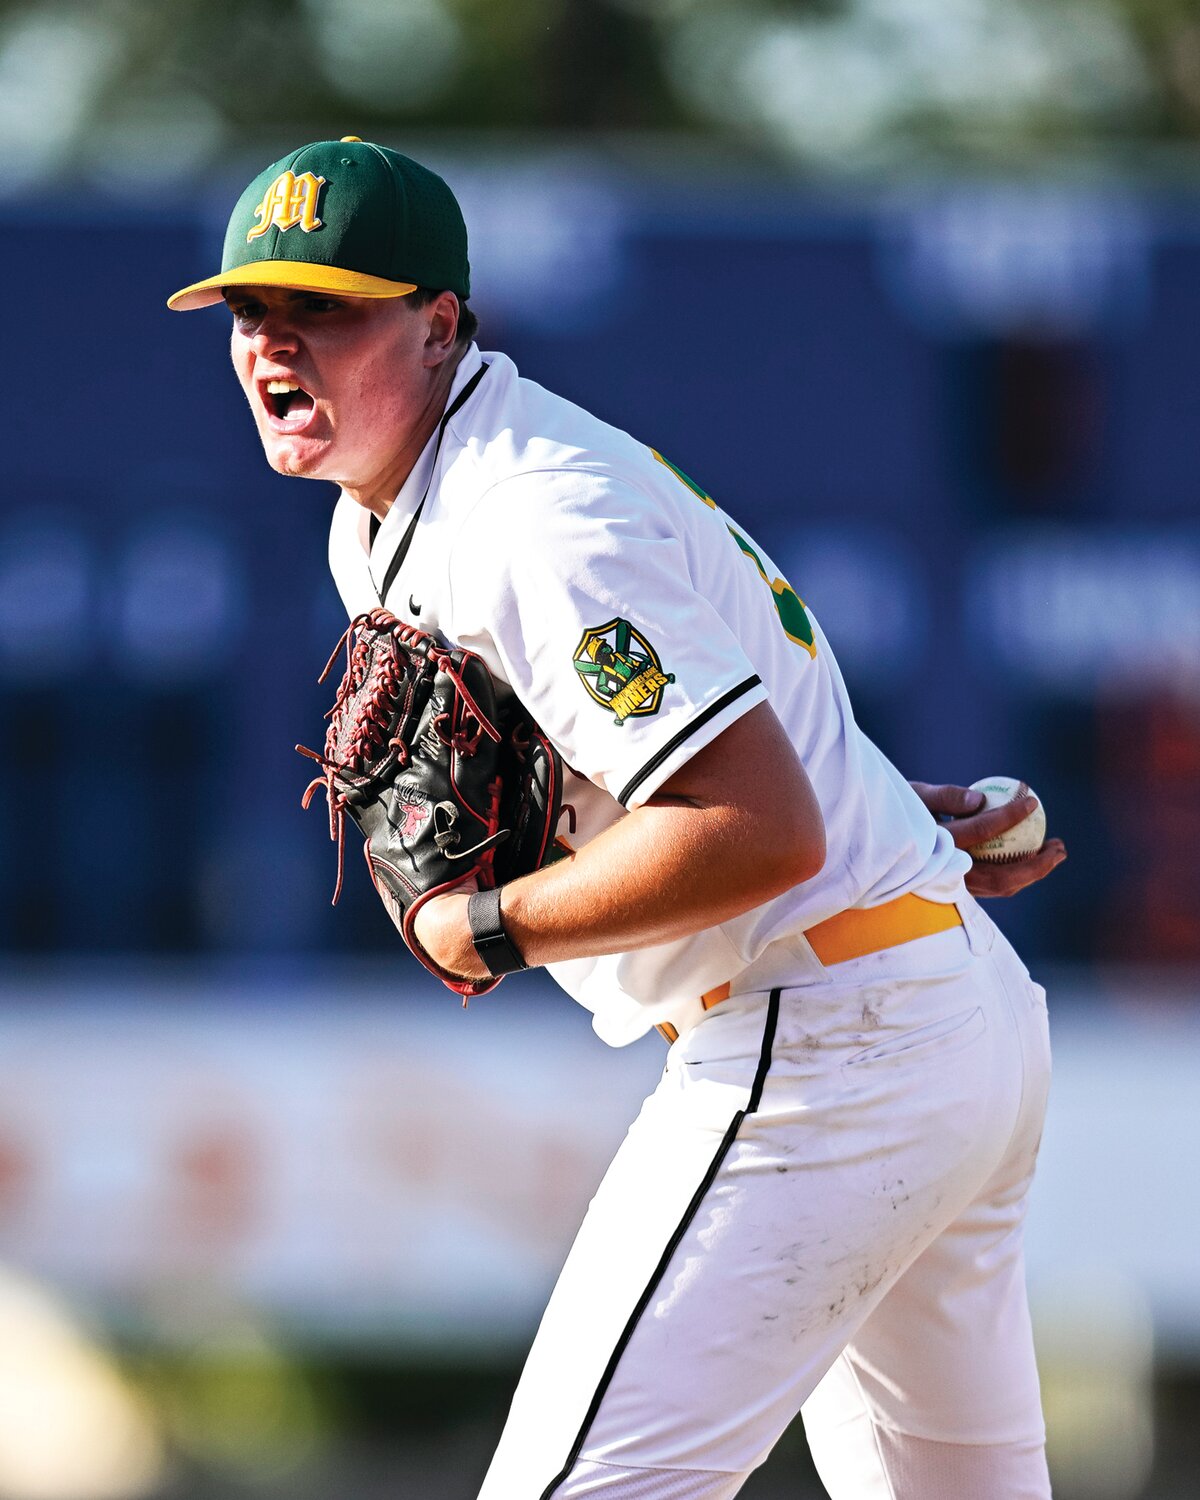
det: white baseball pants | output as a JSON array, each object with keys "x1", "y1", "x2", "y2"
[{"x1": 477, "y1": 892, "x2": 1053, "y2": 1499}]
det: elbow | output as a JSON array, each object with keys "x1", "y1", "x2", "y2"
[
  {"x1": 794, "y1": 823, "x2": 826, "y2": 885},
  {"x1": 758, "y1": 808, "x2": 825, "y2": 899},
  {"x1": 787, "y1": 819, "x2": 826, "y2": 888},
  {"x1": 772, "y1": 748, "x2": 825, "y2": 892},
  {"x1": 784, "y1": 775, "x2": 827, "y2": 888}
]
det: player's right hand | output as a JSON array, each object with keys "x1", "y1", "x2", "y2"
[{"x1": 908, "y1": 782, "x2": 1067, "y2": 899}]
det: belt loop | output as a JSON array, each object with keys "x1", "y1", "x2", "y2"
[
  {"x1": 958, "y1": 891, "x2": 996, "y2": 957},
  {"x1": 658, "y1": 980, "x2": 732, "y2": 1047},
  {"x1": 701, "y1": 982, "x2": 731, "y2": 1011}
]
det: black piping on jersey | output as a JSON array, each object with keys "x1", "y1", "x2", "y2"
[
  {"x1": 617, "y1": 674, "x2": 762, "y2": 808},
  {"x1": 375, "y1": 360, "x2": 490, "y2": 606},
  {"x1": 537, "y1": 986, "x2": 781, "y2": 1500}
]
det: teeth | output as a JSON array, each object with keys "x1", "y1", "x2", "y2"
[{"x1": 266, "y1": 380, "x2": 302, "y2": 394}]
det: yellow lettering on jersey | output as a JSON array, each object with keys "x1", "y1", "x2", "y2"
[
  {"x1": 610, "y1": 668, "x2": 670, "y2": 722},
  {"x1": 247, "y1": 171, "x2": 327, "y2": 241}
]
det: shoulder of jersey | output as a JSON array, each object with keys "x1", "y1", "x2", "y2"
[{"x1": 446, "y1": 351, "x2": 662, "y2": 496}]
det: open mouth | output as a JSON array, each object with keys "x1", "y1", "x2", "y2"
[{"x1": 262, "y1": 378, "x2": 316, "y2": 431}]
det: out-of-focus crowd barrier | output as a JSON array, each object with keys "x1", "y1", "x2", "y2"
[
  {"x1": 0, "y1": 964, "x2": 1191, "y2": 1359},
  {"x1": 2, "y1": 171, "x2": 1199, "y2": 971}
]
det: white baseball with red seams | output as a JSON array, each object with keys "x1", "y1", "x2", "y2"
[{"x1": 967, "y1": 777, "x2": 1047, "y2": 863}]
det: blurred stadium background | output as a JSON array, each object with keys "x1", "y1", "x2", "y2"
[{"x1": 1, "y1": 0, "x2": 1198, "y2": 1495}]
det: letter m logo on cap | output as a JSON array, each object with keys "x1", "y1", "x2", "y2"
[{"x1": 247, "y1": 170, "x2": 326, "y2": 242}]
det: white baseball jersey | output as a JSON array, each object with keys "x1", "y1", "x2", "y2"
[{"x1": 328, "y1": 344, "x2": 970, "y2": 1044}]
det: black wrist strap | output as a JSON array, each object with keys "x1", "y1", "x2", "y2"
[{"x1": 467, "y1": 887, "x2": 527, "y2": 977}]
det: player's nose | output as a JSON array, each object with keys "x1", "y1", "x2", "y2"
[{"x1": 249, "y1": 307, "x2": 302, "y2": 359}]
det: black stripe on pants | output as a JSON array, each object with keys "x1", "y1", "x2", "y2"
[{"x1": 539, "y1": 987, "x2": 782, "y2": 1499}]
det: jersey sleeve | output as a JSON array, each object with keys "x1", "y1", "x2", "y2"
[{"x1": 450, "y1": 470, "x2": 768, "y2": 808}]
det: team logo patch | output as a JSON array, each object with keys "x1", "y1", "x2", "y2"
[
  {"x1": 573, "y1": 618, "x2": 675, "y2": 727},
  {"x1": 247, "y1": 170, "x2": 326, "y2": 242}
]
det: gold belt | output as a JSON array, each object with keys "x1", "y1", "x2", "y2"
[{"x1": 656, "y1": 892, "x2": 963, "y2": 1045}]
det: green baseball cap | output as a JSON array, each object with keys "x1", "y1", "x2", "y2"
[{"x1": 168, "y1": 136, "x2": 470, "y2": 311}]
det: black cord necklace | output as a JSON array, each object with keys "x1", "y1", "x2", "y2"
[{"x1": 376, "y1": 360, "x2": 490, "y2": 606}]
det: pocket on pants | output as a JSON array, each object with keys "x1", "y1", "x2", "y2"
[{"x1": 842, "y1": 1005, "x2": 987, "y2": 1071}]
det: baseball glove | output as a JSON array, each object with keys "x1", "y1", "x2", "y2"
[{"x1": 297, "y1": 608, "x2": 564, "y2": 997}]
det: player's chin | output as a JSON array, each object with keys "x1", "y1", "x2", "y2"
[{"x1": 261, "y1": 433, "x2": 331, "y2": 480}]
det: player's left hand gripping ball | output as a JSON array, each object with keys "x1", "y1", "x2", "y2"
[{"x1": 298, "y1": 608, "x2": 563, "y2": 995}]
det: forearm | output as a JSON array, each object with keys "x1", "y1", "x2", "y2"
[
  {"x1": 504, "y1": 799, "x2": 814, "y2": 968},
  {"x1": 417, "y1": 701, "x2": 826, "y2": 982}
]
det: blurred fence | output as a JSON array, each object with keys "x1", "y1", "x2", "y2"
[
  {"x1": 0, "y1": 964, "x2": 1194, "y2": 1498},
  {"x1": 0, "y1": 964, "x2": 1193, "y2": 1356}
]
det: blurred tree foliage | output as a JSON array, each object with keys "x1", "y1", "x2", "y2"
[
  {"x1": 0, "y1": 0, "x2": 1198, "y2": 181},
  {"x1": 1123, "y1": 0, "x2": 1200, "y2": 134},
  {"x1": 95, "y1": 0, "x2": 680, "y2": 131}
]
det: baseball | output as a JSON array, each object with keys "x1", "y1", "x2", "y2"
[{"x1": 967, "y1": 776, "x2": 1047, "y2": 862}]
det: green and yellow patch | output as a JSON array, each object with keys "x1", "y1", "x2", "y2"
[{"x1": 573, "y1": 618, "x2": 675, "y2": 726}]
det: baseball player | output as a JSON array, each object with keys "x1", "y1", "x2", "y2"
[{"x1": 170, "y1": 137, "x2": 1066, "y2": 1500}]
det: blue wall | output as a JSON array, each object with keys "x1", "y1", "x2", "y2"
[{"x1": 3, "y1": 182, "x2": 1198, "y2": 969}]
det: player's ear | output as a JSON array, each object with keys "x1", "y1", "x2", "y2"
[{"x1": 422, "y1": 291, "x2": 461, "y2": 365}]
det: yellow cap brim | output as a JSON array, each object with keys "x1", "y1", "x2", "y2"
[{"x1": 167, "y1": 259, "x2": 419, "y2": 311}]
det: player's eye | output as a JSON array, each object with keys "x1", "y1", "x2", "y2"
[
  {"x1": 229, "y1": 300, "x2": 265, "y2": 327},
  {"x1": 303, "y1": 296, "x2": 341, "y2": 314}
]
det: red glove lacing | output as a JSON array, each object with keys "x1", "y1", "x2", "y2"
[{"x1": 297, "y1": 609, "x2": 502, "y2": 903}]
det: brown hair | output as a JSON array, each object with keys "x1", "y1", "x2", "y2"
[{"x1": 408, "y1": 286, "x2": 479, "y2": 347}]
